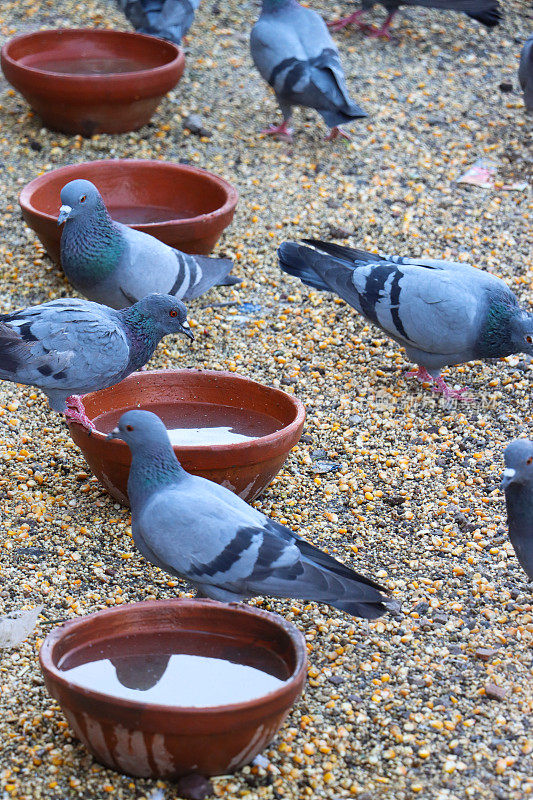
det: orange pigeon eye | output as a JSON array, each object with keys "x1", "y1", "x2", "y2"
[
  {"x1": 526, "y1": 335, "x2": 533, "y2": 344},
  {"x1": 527, "y1": 457, "x2": 533, "y2": 465},
  {"x1": 169, "y1": 309, "x2": 178, "y2": 317},
  {"x1": 126, "y1": 425, "x2": 133, "y2": 431}
]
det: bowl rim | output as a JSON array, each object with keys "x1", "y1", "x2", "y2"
[
  {"x1": 39, "y1": 598, "x2": 308, "y2": 717},
  {"x1": 1, "y1": 27, "x2": 182, "y2": 80},
  {"x1": 19, "y1": 159, "x2": 239, "y2": 230},
  {"x1": 70, "y1": 369, "x2": 306, "y2": 456}
]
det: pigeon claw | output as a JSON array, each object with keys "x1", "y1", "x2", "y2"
[
  {"x1": 363, "y1": 23, "x2": 393, "y2": 39},
  {"x1": 65, "y1": 395, "x2": 96, "y2": 431},
  {"x1": 406, "y1": 368, "x2": 473, "y2": 402},
  {"x1": 432, "y1": 378, "x2": 474, "y2": 402},
  {"x1": 327, "y1": 10, "x2": 367, "y2": 31},
  {"x1": 260, "y1": 121, "x2": 294, "y2": 142},
  {"x1": 326, "y1": 126, "x2": 351, "y2": 142}
]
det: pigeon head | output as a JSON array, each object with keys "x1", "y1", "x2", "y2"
[
  {"x1": 58, "y1": 179, "x2": 103, "y2": 225},
  {"x1": 128, "y1": 294, "x2": 194, "y2": 340},
  {"x1": 509, "y1": 310, "x2": 533, "y2": 357},
  {"x1": 501, "y1": 439, "x2": 533, "y2": 489},
  {"x1": 107, "y1": 409, "x2": 172, "y2": 450}
]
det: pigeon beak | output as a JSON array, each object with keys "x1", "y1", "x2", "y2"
[
  {"x1": 106, "y1": 427, "x2": 121, "y2": 441},
  {"x1": 501, "y1": 468, "x2": 516, "y2": 489},
  {"x1": 181, "y1": 321, "x2": 194, "y2": 342},
  {"x1": 58, "y1": 205, "x2": 72, "y2": 225}
]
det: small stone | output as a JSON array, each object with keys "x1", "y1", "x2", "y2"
[
  {"x1": 475, "y1": 647, "x2": 498, "y2": 661},
  {"x1": 499, "y1": 82, "x2": 513, "y2": 93},
  {"x1": 327, "y1": 674, "x2": 345, "y2": 685},
  {"x1": 183, "y1": 114, "x2": 212, "y2": 137},
  {"x1": 327, "y1": 224, "x2": 352, "y2": 238},
  {"x1": 485, "y1": 683, "x2": 507, "y2": 701},
  {"x1": 175, "y1": 774, "x2": 213, "y2": 800}
]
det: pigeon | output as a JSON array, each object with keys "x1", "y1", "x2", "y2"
[
  {"x1": 0, "y1": 294, "x2": 193, "y2": 428},
  {"x1": 278, "y1": 239, "x2": 533, "y2": 398},
  {"x1": 501, "y1": 439, "x2": 533, "y2": 581},
  {"x1": 328, "y1": 0, "x2": 501, "y2": 39},
  {"x1": 250, "y1": 0, "x2": 367, "y2": 141},
  {"x1": 108, "y1": 410, "x2": 399, "y2": 619},
  {"x1": 519, "y1": 34, "x2": 533, "y2": 114},
  {"x1": 116, "y1": 0, "x2": 201, "y2": 44},
  {"x1": 58, "y1": 179, "x2": 239, "y2": 310}
]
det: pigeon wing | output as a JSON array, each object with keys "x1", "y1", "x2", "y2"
[{"x1": 1, "y1": 299, "x2": 130, "y2": 392}]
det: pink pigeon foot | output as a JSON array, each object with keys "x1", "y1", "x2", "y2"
[
  {"x1": 327, "y1": 9, "x2": 367, "y2": 31},
  {"x1": 405, "y1": 367, "x2": 472, "y2": 401},
  {"x1": 65, "y1": 395, "x2": 95, "y2": 431},
  {"x1": 361, "y1": 12, "x2": 396, "y2": 39},
  {"x1": 405, "y1": 366, "x2": 434, "y2": 384},
  {"x1": 432, "y1": 377, "x2": 473, "y2": 402},
  {"x1": 326, "y1": 126, "x2": 351, "y2": 141},
  {"x1": 260, "y1": 121, "x2": 293, "y2": 142}
]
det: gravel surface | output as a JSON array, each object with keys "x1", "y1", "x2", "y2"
[{"x1": 0, "y1": 0, "x2": 532, "y2": 798}]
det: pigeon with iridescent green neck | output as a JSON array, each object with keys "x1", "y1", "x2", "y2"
[
  {"x1": 59, "y1": 179, "x2": 239, "y2": 310},
  {"x1": 0, "y1": 294, "x2": 193, "y2": 429},
  {"x1": 278, "y1": 239, "x2": 533, "y2": 399}
]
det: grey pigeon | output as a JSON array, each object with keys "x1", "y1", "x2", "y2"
[
  {"x1": 0, "y1": 294, "x2": 192, "y2": 428},
  {"x1": 250, "y1": 0, "x2": 367, "y2": 141},
  {"x1": 108, "y1": 410, "x2": 398, "y2": 619},
  {"x1": 278, "y1": 239, "x2": 533, "y2": 398},
  {"x1": 501, "y1": 440, "x2": 533, "y2": 581},
  {"x1": 58, "y1": 179, "x2": 239, "y2": 310},
  {"x1": 116, "y1": 0, "x2": 201, "y2": 44},
  {"x1": 328, "y1": 0, "x2": 501, "y2": 38},
  {"x1": 519, "y1": 35, "x2": 533, "y2": 114}
]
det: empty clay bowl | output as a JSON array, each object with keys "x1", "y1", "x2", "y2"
[
  {"x1": 39, "y1": 598, "x2": 307, "y2": 778},
  {"x1": 1, "y1": 28, "x2": 184, "y2": 135},
  {"x1": 67, "y1": 369, "x2": 305, "y2": 505},
  {"x1": 19, "y1": 159, "x2": 238, "y2": 263}
]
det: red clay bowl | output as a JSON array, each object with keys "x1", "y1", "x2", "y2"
[
  {"x1": 1, "y1": 28, "x2": 184, "y2": 136},
  {"x1": 19, "y1": 159, "x2": 238, "y2": 263},
  {"x1": 67, "y1": 369, "x2": 305, "y2": 505},
  {"x1": 39, "y1": 599, "x2": 307, "y2": 778}
]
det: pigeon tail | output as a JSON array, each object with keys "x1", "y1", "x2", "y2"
[
  {"x1": 278, "y1": 242, "x2": 332, "y2": 292},
  {"x1": 302, "y1": 239, "x2": 387, "y2": 266},
  {"x1": 465, "y1": 5, "x2": 501, "y2": 27},
  {"x1": 180, "y1": 255, "x2": 238, "y2": 301}
]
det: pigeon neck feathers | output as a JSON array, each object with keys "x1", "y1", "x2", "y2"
[
  {"x1": 127, "y1": 445, "x2": 185, "y2": 509},
  {"x1": 474, "y1": 296, "x2": 524, "y2": 359},
  {"x1": 61, "y1": 198, "x2": 125, "y2": 288},
  {"x1": 119, "y1": 305, "x2": 166, "y2": 370}
]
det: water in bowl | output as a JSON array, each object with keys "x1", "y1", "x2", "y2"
[
  {"x1": 109, "y1": 204, "x2": 191, "y2": 225},
  {"x1": 95, "y1": 401, "x2": 282, "y2": 446},
  {"x1": 58, "y1": 633, "x2": 287, "y2": 707},
  {"x1": 25, "y1": 56, "x2": 151, "y2": 75}
]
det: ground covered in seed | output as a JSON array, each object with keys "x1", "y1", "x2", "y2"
[{"x1": 0, "y1": 0, "x2": 532, "y2": 798}]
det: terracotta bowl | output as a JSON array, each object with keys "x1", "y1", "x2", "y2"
[
  {"x1": 39, "y1": 599, "x2": 307, "y2": 778},
  {"x1": 19, "y1": 159, "x2": 239, "y2": 263},
  {"x1": 1, "y1": 28, "x2": 184, "y2": 136},
  {"x1": 67, "y1": 369, "x2": 305, "y2": 505}
]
